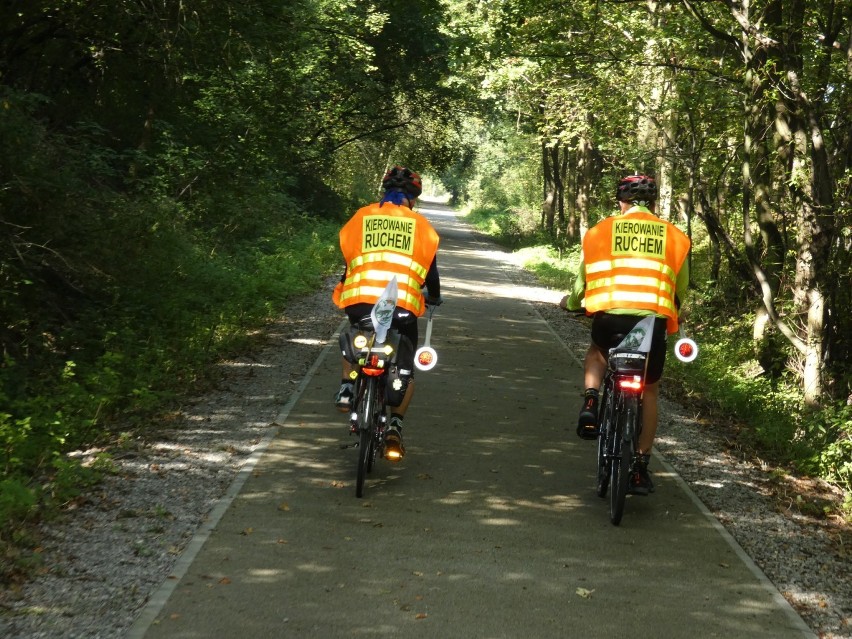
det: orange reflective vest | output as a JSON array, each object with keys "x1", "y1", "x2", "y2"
[
  {"x1": 582, "y1": 207, "x2": 691, "y2": 334},
  {"x1": 332, "y1": 202, "x2": 440, "y2": 316}
]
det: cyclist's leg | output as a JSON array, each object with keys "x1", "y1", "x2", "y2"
[
  {"x1": 583, "y1": 344, "x2": 607, "y2": 389},
  {"x1": 632, "y1": 317, "x2": 667, "y2": 493},
  {"x1": 336, "y1": 304, "x2": 373, "y2": 410},
  {"x1": 639, "y1": 381, "x2": 659, "y2": 453},
  {"x1": 387, "y1": 312, "x2": 418, "y2": 419},
  {"x1": 577, "y1": 314, "x2": 625, "y2": 438},
  {"x1": 637, "y1": 317, "x2": 668, "y2": 453}
]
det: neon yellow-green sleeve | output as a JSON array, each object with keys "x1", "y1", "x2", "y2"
[{"x1": 565, "y1": 261, "x2": 587, "y2": 311}]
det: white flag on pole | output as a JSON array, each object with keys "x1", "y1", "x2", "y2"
[
  {"x1": 370, "y1": 277, "x2": 398, "y2": 344},
  {"x1": 616, "y1": 315, "x2": 656, "y2": 353}
]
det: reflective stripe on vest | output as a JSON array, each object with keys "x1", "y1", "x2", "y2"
[
  {"x1": 338, "y1": 283, "x2": 423, "y2": 312},
  {"x1": 347, "y1": 251, "x2": 429, "y2": 280}
]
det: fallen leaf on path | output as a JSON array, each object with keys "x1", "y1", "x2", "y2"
[
  {"x1": 241, "y1": 527, "x2": 253, "y2": 536},
  {"x1": 278, "y1": 502, "x2": 290, "y2": 511},
  {"x1": 575, "y1": 587, "x2": 594, "y2": 599},
  {"x1": 415, "y1": 613, "x2": 428, "y2": 620},
  {"x1": 219, "y1": 577, "x2": 232, "y2": 585}
]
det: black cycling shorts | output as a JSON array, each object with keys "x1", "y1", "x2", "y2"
[
  {"x1": 591, "y1": 312, "x2": 668, "y2": 384},
  {"x1": 344, "y1": 303, "x2": 418, "y2": 374}
]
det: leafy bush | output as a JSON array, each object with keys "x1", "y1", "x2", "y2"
[{"x1": 0, "y1": 87, "x2": 345, "y2": 564}]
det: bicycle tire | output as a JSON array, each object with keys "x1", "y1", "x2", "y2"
[
  {"x1": 609, "y1": 393, "x2": 638, "y2": 525},
  {"x1": 355, "y1": 378, "x2": 377, "y2": 498},
  {"x1": 368, "y1": 383, "x2": 387, "y2": 472},
  {"x1": 596, "y1": 387, "x2": 613, "y2": 498}
]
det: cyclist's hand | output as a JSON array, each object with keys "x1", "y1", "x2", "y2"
[
  {"x1": 559, "y1": 294, "x2": 583, "y2": 314},
  {"x1": 425, "y1": 295, "x2": 443, "y2": 307}
]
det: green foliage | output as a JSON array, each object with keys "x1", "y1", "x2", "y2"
[
  {"x1": 0, "y1": 0, "x2": 484, "y2": 574},
  {"x1": 816, "y1": 405, "x2": 852, "y2": 489},
  {"x1": 0, "y1": 478, "x2": 38, "y2": 527},
  {"x1": 513, "y1": 245, "x2": 582, "y2": 290},
  {"x1": 667, "y1": 305, "x2": 852, "y2": 498}
]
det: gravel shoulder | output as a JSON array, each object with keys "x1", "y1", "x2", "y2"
[{"x1": 1, "y1": 249, "x2": 850, "y2": 638}]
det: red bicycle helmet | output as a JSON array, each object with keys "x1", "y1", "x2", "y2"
[
  {"x1": 616, "y1": 174, "x2": 657, "y2": 203},
  {"x1": 382, "y1": 165, "x2": 423, "y2": 198}
]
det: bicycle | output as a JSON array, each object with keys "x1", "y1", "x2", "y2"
[
  {"x1": 594, "y1": 317, "x2": 698, "y2": 525},
  {"x1": 594, "y1": 339, "x2": 648, "y2": 525},
  {"x1": 343, "y1": 318, "x2": 400, "y2": 498},
  {"x1": 339, "y1": 277, "x2": 440, "y2": 498}
]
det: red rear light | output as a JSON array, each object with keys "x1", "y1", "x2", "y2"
[
  {"x1": 361, "y1": 354, "x2": 385, "y2": 376},
  {"x1": 618, "y1": 376, "x2": 643, "y2": 391},
  {"x1": 678, "y1": 342, "x2": 694, "y2": 358}
]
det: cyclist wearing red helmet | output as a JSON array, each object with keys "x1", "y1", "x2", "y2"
[
  {"x1": 561, "y1": 174, "x2": 691, "y2": 494},
  {"x1": 332, "y1": 166, "x2": 442, "y2": 459}
]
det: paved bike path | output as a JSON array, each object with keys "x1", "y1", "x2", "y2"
[{"x1": 129, "y1": 202, "x2": 813, "y2": 638}]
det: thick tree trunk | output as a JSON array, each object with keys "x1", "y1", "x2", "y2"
[
  {"x1": 787, "y1": 106, "x2": 833, "y2": 406},
  {"x1": 742, "y1": 43, "x2": 787, "y2": 379},
  {"x1": 557, "y1": 146, "x2": 568, "y2": 237},
  {"x1": 550, "y1": 144, "x2": 565, "y2": 240},
  {"x1": 575, "y1": 133, "x2": 593, "y2": 240},
  {"x1": 541, "y1": 142, "x2": 556, "y2": 236},
  {"x1": 776, "y1": 0, "x2": 834, "y2": 405},
  {"x1": 564, "y1": 147, "x2": 579, "y2": 241}
]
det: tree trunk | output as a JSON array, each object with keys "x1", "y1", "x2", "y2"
[
  {"x1": 742, "y1": 43, "x2": 787, "y2": 379},
  {"x1": 775, "y1": 0, "x2": 834, "y2": 405},
  {"x1": 575, "y1": 133, "x2": 593, "y2": 240},
  {"x1": 541, "y1": 141, "x2": 556, "y2": 236}
]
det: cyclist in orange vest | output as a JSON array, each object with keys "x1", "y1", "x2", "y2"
[
  {"x1": 332, "y1": 166, "x2": 442, "y2": 459},
  {"x1": 561, "y1": 174, "x2": 690, "y2": 494}
]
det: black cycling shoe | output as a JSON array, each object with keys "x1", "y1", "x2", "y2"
[
  {"x1": 576, "y1": 389, "x2": 599, "y2": 440},
  {"x1": 628, "y1": 456, "x2": 654, "y2": 495},
  {"x1": 383, "y1": 419, "x2": 405, "y2": 461}
]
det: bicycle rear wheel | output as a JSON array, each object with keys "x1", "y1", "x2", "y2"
[
  {"x1": 609, "y1": 394, "x2": 638, "y2": 525},
  {"x1": 596, "y1": 388, "x2": 613, "y2": 498},
  {"x1": 355, "y1": 378, "x2": 378, "y2": 498}
]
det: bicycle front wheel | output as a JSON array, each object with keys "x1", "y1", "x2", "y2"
[
  {"x1": 356, "y1": 426, "x2": 372, "y2": 498},
  {"x1": 609, "y1": 393, "x2": 638, "y2": 525},
  {"x1": 355, "y1": 378, "x2": 378, "y2": 498}
]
